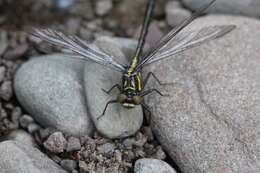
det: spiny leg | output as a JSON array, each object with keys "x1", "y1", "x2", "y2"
[
  {"x1": 102, "y1": 84, "x2": 121, "y2": 95},
  {"x1": 141, "y1": 101, "x2": 152, "y2": 125},
  {"x1": 141, "y1": 88, "x2": 165, "y2": 97},
  {"x1": 142, "y1": 72, "x2": 169, "y2": 89},
  {"x1": 97, "y1": 100, "x2": 117, "y2": 120}
]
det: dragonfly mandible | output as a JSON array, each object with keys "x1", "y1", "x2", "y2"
[{"x1": 31, "y1": 0, "x2": 235, "y2": 120}]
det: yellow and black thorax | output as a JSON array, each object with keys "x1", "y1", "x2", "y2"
[{"x1": 122, "y1": 56, "x2": 142, "y2": 96}]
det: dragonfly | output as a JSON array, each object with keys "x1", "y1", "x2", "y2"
[{"x1": 31, "y1": 0, "x2": 235, "y2": 120}]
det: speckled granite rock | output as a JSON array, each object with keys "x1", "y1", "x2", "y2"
[
  {"x1": 14, "y1": 54, "x2": 94, "y2": 136},
  {"x1": 183, "y1": 0, "x2": 260, "y2": 19},
  {"x1": 145, "y1": 15, "x2": 260, "y2": 173}
]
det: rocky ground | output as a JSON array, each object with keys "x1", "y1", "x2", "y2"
[{"x1": 1, "y1": 0, "x2": 260, "y2": 173}]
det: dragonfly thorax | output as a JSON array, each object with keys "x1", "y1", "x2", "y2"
[
  {"x1": 122, "y1": 72, "x2": 142, "y2": 94},
  {"x1": 117, "y1": 72, "x2": 143, "y2": 108}
]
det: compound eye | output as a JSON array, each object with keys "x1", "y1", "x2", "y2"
[
  {"x1": 117, "y1": 94, "x2": 127, "y2": 103},
  {"x1": 133, "y1": 96, "x2": 142, "y2": 105}
]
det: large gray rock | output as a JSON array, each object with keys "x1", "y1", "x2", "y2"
[
  {"x1": 0, "y1": 140, "x2": 66, "y2": 173},
  {"x1": 145, "y1": 15, "x2": 260, "y2": 172},
  {"x1": 6, "y1": 130, "x2": 36, "y2": 147},
  {"x1": 94, "y1": 36, "x2": 138, "y2": 60},
  {"x1": 165, "y1": 1, "x2": 192, "y2": 27},
  {"x1": 84, "y1": 37, "x2": 143, "y2": 139},
  {"x1": 14, "y1": 54, "x2": 94, "y2": 136},
  {"x1": 134, "y1": 158, "x2": 176, "y2": 173},
  {"x1": 183, "y1": 0, "x2": 260, "y2": 19}
]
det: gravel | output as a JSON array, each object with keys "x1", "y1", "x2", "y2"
[
  {"x1": 19, "y1": 114, "x2": 34, "y2": 128},
  {"x1": 0, "y1": 80, "x2": 13, "y2": 101},
  {"x1": 43, "y1": 132, "x2": 67, "y2": 153},
  {"x1": 3, "y1": 43, "x2": 29, "y2": 60},
  {"x1": 60, "y1": 159, "x2": 77, "y2": 172},
  {"x1": 95, "y1": 0, "x2": 113, "y2": 16},
  {"x1": 0, "y1": 1, "x2": 248, "y2": 173},
  {"x1": 66, "y1": 136, "x2": 81, "y2": 152},
  {"x1": 0, "y1": 66, "x2": 6, "y2": 83},
  {"x1": 27, "y1": 122, "x2": 40, "y2": 134},
  {"x1": 96, "y1": 142, "x2": 116, "y2": 155}
]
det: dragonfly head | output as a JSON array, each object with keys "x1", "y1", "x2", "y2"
[
  {"x1": 117, "y1": 93, "x2": 142, "y2": 108},
  {"x1": 117, "y1": 94, "x2": 127, "y2": 103}
]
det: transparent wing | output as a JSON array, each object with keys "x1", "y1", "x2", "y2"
[
  {"x1": 143, "y1": 25, "x2": 235, "y2": 65},
  {"x1": 31, "y1": 28, "x2": 126, "y2": 72},
  {"x1": 135, "y1": 25, "x2": 235, "y2": 70}
]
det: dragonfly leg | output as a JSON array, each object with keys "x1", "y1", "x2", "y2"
[
  {"x1": 141, "y1": 101, "x2": 152, "y2": 125},
  {"x1": 141, "y1": 88, "x2": 165, "y2": 97},
  {"x1": 102, "y1": 84, "x2": 121, "y2": 95},
  {"x1": 97, "y1": 100, "x2": 118, "y2": 120},
  {"x1": 142, "y1": 72, "x2": 169, "y2": 89}
]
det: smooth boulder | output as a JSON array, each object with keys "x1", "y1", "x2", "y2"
[
  {"x1": 145, "y1": 15, "x2": 260, "y2": 173},
  {"x1": 14, "y1": 54, "x2": 94, "y2": 136},
  {"x1": 84, "y1": 37, "x2": 143, "y2": 139},
  {"x1": 0, "y1": 140, "x2": 66, "y2": 173},
  {"x1": 183, "y1": 0, "x2": 260, "y2": 19}
]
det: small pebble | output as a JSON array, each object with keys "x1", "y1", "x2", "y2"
[
  {"x1": 0, "y1": 32, "x2": 8, "y2": 56},
  {"x1": 134, "y1": 133, "x2": 147, "y2": 148},
  {"x1": 66, "y1": 136, "x2": 81, "y2": 152},
  {"x1": 60, "y1": 159, "x2": 77, "y2": 172},
  {"x1": 43, "y1": 132, "x2": 67, "y2": 153},
  {"x1": 134, "y1": 158, "x2": 177, "y2": 173},
  {"x1": 19, "y1": 115, "x2": 34, "y2": 128},
  {"x1": 134, "y1": 148, "x2": 146, "y2": 157},
  {"x1": 124, "y1": 150, "x2": 135, "y2": 161},
  {"x1": 142, "y1": 126, "x2": 154, "y2": 142},
  {"x1": 0, "y1": 66, "x2": 6, "y2": 83},
  {"x1": 79, "y1": 161, "x2": 90, "y2": 173},
  {"x1": 54, "y1": 0, "x2": 74, "y2": 10},
  {"x1": 97, "y1": 143, "x2": 116, "y2": 154},
  {"x1": 0, "y1": 109, "x2": 7, "y2": 119},
  {"x1": 39, "y1": 127, "x2": 57, "y2": 140},
  {"x1": 3, "y1": 44, "x2": 29, "y2": 60},
  {"x1": 27, "y1": 123, "x2": 40, "y2": 134},
  {"x1": 69, "y1": 0, "x2": 94, "y2": 20},
  {"x1": 115, "y1": 150, "x2": 122, "y2": 163},
  {"x1": 152, "y1": 146, "x2": 166, "y2": 160},
  {"x1": 123, "y1": 138, "x2": 136, "y2": 150},
  {"x1": 0, "y1": 80, "x2": 13, "y2": 101},
  {"x1": 96, "y1": 0, "x2": 113, "y2": 16},
  {"x1": 11, "y1": 107, "x2": 22, "y2": 122}
]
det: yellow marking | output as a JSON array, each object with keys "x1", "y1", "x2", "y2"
[
  {"x1": 127, "y1": 57, "x2": 138, "y2": 74},
  {"x1": 125, "y1": 87, "x2": 135, "y2": 90},
  {"x1": 136, "y1": 74, "x2": 142, "y2": 92},
  {"x1": 124, "y1": 80, "x2": 127, "y2": 87}
]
